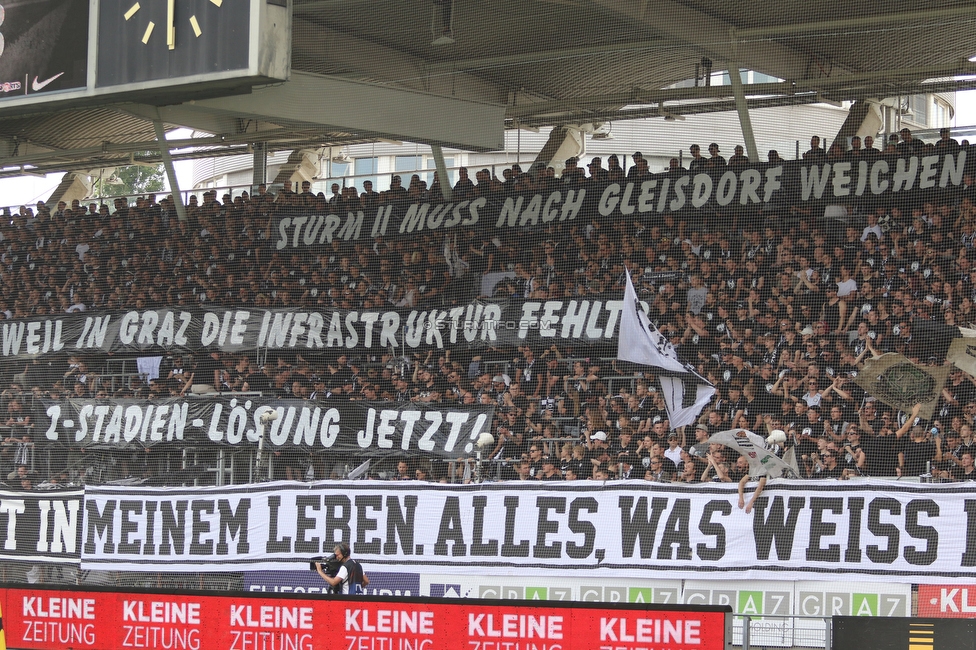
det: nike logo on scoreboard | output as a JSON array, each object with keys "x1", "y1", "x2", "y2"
[{"x1": 31, "y1": 72, "x2": 65, "y2": 92}]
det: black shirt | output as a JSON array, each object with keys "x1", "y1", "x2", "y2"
[
  {"x1": 862, "y1": 434, "x2": 898, "y2": 477},
  {"x1": 899, "y1": 438, "x2": 936, "y2": 476},
  {"x1": 193, "y1": 355, "x2": 222, "y2": 386}
]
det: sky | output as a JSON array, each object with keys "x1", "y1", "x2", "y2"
[
  {"x1": 0, "y1": 129, "x2": 198, "y2": 208},
  {"x1": 2, "y1": 92, "x2": 976, "y2": 208}
]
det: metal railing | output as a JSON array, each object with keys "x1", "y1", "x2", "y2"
[
  {"x1": 2, "y1": 159, "x2": 539, "y2": 216},
  {"x1": 5, "y1": 125, "x2": 973, "y2": 217},
  {"x1": 738, "y1": 615, "x2": 833, "y2": 650}
]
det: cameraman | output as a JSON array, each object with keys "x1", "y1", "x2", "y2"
[{"x1": 316, "y1": 543, "x2": 369, "y2": 595}]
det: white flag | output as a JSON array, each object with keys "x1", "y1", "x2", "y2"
[
  {"x1": 658, "y1": 376, "x2": 717, "y2": 431},
  {"x1": 707, "y1": 429, "x2": 797, "y2": 479},
  {"x1": 618, "y1": 269, "x2": 715, "y2": 429},
  {"x1": 618, "y1": 269, "x2": 687, "y2": 372},
  {"x1": 948, "y1": 338, "x2": 976, "y2": 378}
]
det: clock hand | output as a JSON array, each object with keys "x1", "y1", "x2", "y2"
[{"x1": 167, "y1": 0, "x2": 174, "y2": 49}]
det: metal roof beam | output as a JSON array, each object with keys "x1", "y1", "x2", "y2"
[
  {"x1": 120, "y1": 104, "x2": 252, "y2": 138},
  {"x1": 191, "y1": 72, "x2": 506, "y2": 151},
  {"x1": 292, "y1": 19, "x2": 508, "y2": 103},
  {"x1": 514, "y1": 77, "x2": 976, "y2": 127},
  {"x1": 0, "y1": 129, "x2": 368, "y2": 168},
  {"x1": 802, "y1": 63, "x2": 976, "y2": 88},
  {"x1": 592, "y1": 0, "x2": 820, "y2": 82},
  {"x1": 508, "y1": 81, "x2": 794, "y2": 117},
  {"x1": 736, "y1": 5, "x2": 976, "y2": 39},
  {"x1": 509, "y1": 62, "x2": 976, "y2": 119},
  {"x1": 426, "y1": 39, "x2": 673, "y2": 74},
  {"x1": 514, "y1": 95, "x2": 822, "y2": 128},
  {"x1": 291, "y1": 0, "x2": 358, "y2": 8},
  {"x1": 1, "y1": 74, "x2": 511, "y2": 168},
  {"x1": 0, "y1": 137, "x2": 361, "y2": 179}
]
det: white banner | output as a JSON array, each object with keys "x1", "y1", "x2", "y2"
[{"x1": 79, "y1": 480, "x2": 976, "y2": 583}]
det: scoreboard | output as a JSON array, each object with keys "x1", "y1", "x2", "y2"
[
  {"x1": 0, "y1": 0, "x2": 89, "y2": 98},
  {"x1": 0, "y1": 0, "x2": 288, "y2": 115}
]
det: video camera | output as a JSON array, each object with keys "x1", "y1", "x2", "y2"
[
  {"x1": 310, "y1": 553, "x2": 342, "y2": 575},
  {"x1": 310, "y1": 553, "x2": 344, "y2": 594}
]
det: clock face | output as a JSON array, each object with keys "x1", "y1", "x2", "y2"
[
  {"x1": 97, "y1": 0, "x2": 250, "y2": 87},
  {"x1": 0, "y1": 0, "x2": 88, "y2": 98}
]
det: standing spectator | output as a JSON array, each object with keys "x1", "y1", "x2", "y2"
[
  {"x1": 1, "y1": 399, "x2": 33, "y2": 469},
  {"x1": 586, "y1": 158, "x2": 607, "y2": 183},
  {"x1": 862, "y1": 135, "x2": 880, "y2": 158},
  {"x1": 727, "y1": 145, "x2": 749, "y2": 168},
  {"x1": 585, "y1": 430, "x2": 611, "y2": 474},
  {"x1": 839, "y1": 429, "x2": 867, "y2": 475},
  {"x1": 951, "y1": 451, "x2": 976, "y2": 480},
  {"x1": 861, "y1": 421, "x2": 900, "y2": 477},
  {"x1": 812, "y1": 442, "x2": 845, "y2": 478},
  {"x1": 688, "y1": 144, "x2": 707, "y2": 172},
  {"x1": 701, "y1": 448, "x2": 730, "y2": 482},
  {"x1": 562, "y1": 157, "x2": 585, "y2": 187},
  {"x1": 663, "y1": 432, "x2": 683, "y2": 468},
  {"x1": 896, "y1": 128, "x2": 924, "y2": 156},
  {"x1": 522, "y1": 442, "x2": 544, "y2": 475},
  {"x1": 935, "y1": 128, "x2": 960, "y2": 152},
  {"x1": 537, "y1": 457, "x2": 562, "y2": 480},
  {"x1": 706, "y1": 143, "x2": 726, "y2": 168},
  {"x1": 803, "y1": 136, "x2": 826, "y2": 161},
  {"x1": 625, "y1": 152, "x2": 645, "y2": 182},
  {"x1": 645, "y1": 455, "x2": 671, "y2": 482},
  {"x1": 452, "y1": 167, "x2": 475, "y2": 200},
  {"x1": 898, "y1": 421, "x2": 942, "y2": 477},
  {"x1": 190, "y1": 353, "x2": 222, "y2": 394},
  {"x1": 360, "y1": 181, "x2": 379, "y2": 210}
]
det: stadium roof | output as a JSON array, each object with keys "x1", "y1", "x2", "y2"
[{"x1": 2, "y1": 0, "x2": 976, "y2": 176}]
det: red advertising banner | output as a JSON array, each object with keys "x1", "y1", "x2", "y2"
[
  {"x1": 918, "y1": 585, "x2": 976, "y2": 618},
  {"x1": 0, "y1": 584, "x2": 731, "y2": 650}
]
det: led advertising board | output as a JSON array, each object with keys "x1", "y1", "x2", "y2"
[
  {"x1": 917, "y1": 585, "x2": 976, "y2": 619},
  {"x1": 833, "y1": 616, "x2": 976, "y2": 650},
  {"x1": 0, "y1": 584, "x2": 733, "y2": 650},
  {"x1": 0, "y1": 0, "x2": 289, "y2": 114},
  {"x1": 0, "y1": 0, "x2": 88, "y2": 97}
]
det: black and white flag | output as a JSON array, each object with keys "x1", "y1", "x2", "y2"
[
  {"x1": 947, "y1": 337, "x2": 976, "y2": 378},
  {"x1": 617, "y1": 269, "x2": 715, "y2": 429},
  {"x1": 707, "y1": 429, "x2": 796, "y2": 479}
]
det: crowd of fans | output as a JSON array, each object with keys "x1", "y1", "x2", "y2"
[{"x1": 3, "y1": 127, "x2": 976, "y2": 488}]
